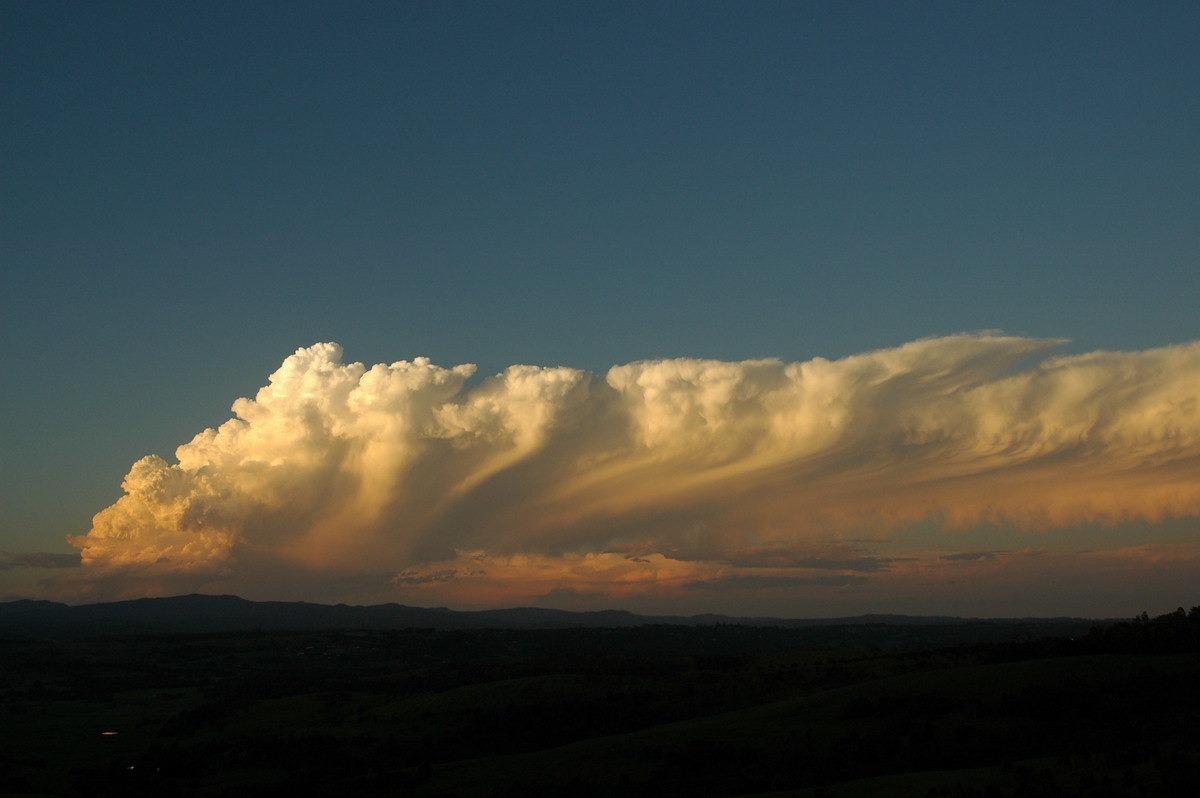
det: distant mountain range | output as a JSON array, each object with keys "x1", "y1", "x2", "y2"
[{"x1": 0, "y1": 594, "x2": 1108, "y2": 642}]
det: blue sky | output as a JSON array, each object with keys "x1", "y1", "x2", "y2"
[{"x1": 3, "y1": 2, "x2": 1198, "y2": 615}]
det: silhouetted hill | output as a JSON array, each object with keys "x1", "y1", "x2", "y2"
[{"x1": 0, "y1": 594, "x2": 1104, "y2": 648}]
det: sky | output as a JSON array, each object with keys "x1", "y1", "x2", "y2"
[{"x1": 2, "y1": 1, "x2": 1198, "y2": 618}]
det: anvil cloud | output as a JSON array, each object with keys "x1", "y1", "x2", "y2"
[{"x1": 63, "y1": 335, "x2": 1200, "y2": 612}]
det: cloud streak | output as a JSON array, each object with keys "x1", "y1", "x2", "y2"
[{"x1": 62, "y1": 334, "x2": 1200, "y2": 607}]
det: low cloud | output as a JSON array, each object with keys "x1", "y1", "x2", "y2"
[
  {"x1": 683, "y1": 574, "x2": 871, "y2": 591},
  {"x1": 1, "y1": 551, "x2": 81, "y2": 571},
  {"x1": 392, "y1": 569, "x2": 458, "y2": 585},
  {"x1": 541, "y1": 586, "x2": 606, "y2": 600},
  {"x1": 59, "y1": 334, "x2": 1200, "y2": 607},
  {"x1": 609, "y1": 540, "x2": 901, "y2": 571},
  {"x1": 940, "y1": 551, "x2": 1004, "y2": 562}
]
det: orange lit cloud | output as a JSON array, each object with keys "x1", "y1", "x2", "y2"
[{"x1": 61, "y1": 334, "x2": 1200, "y2": 609}]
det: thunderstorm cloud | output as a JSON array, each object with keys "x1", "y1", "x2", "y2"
[{"x1": 62, "y1": 334, "x2": 1200, "y2": 609}]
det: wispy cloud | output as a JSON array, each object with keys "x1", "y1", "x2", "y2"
[
  {"x1": 940, "y1": 551, "x2": 1004, "y2": 562},
  {"x1": 1, "y1": 551, "x2": 80, "y2": 571},
  {"x1": 683, "y1": 574, "x2": 871, "y2": 591}
]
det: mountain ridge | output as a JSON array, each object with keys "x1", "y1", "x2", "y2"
[{"x1": 0, "y1": 593, "x2": 1107, "y2": 641}]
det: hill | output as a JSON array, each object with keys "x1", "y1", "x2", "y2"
[
  {"x1": 1, "y1": 601, "x2": 1196, "y2": 795},
  {"x1": 0, "y1": 594, "x2": 1100, "y2": 650}
]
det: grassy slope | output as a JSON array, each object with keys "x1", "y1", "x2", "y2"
[{"x1": 408, "y1": 652, "x2": 1199, "y2": 797}]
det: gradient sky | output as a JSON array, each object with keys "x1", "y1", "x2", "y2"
[{"x1": 3, "y1": 2, "x2": 1198, "y2": 617}]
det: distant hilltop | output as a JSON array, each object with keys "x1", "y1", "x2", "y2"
[{"x1": 0, "y1": 594, "x2": 1106, "y2": 646}]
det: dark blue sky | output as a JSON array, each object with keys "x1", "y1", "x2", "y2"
[{"x1": 3, "y1": 1, "x2": 1198, "y2": 570}]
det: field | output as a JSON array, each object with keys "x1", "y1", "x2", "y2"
[{"x1": 1, "y1": 610, "x2": 1198, "y2": 796}]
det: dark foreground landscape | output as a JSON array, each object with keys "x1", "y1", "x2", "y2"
[{"x1": 1, "y1": 598, "x2": 1198, "y2": 797}]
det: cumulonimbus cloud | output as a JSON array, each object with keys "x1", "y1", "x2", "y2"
[{"x1": 64, "y1": 334, "x2": 1200, "y2": 604}]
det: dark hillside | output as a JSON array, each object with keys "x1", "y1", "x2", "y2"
[
  {"x1": 0, "y1": 593, "x2": 1100, "y2": 646},
  {"x1": 0, "y1": 603, "x2": 1195, "y2": 796}
]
